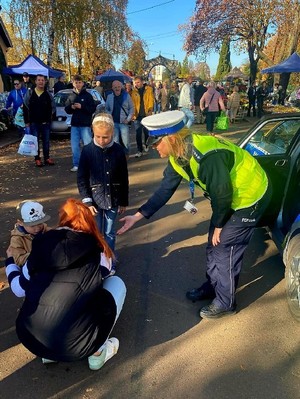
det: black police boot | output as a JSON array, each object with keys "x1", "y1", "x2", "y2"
[{"x1": 186, "y1": 287, "x2": 215, "y2": 302}]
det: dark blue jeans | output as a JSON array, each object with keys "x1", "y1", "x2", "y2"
[{"x1": 30, "y1": 122, "x2": 51, "y2": 161}]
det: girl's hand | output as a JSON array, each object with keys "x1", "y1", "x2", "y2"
[
  {"x1": 88, "y1": 205, "x2": 98, "y2": 216},
  {"x1": 118, "y1": 206, "x2": 126, "y2": 215}
]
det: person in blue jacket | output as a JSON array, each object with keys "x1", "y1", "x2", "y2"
[{"x1": 5, "y1": 79, "x2": 27, "y2": 116}]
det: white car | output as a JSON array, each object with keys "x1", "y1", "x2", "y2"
[{"x1": 51, "y1": 88, "x2": 105, "y2": 135}]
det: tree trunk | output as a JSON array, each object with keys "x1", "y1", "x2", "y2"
[
  {"x1": 248, "y1": 42, "x2": 258, "y2": 84},
  {"x1": 26, "y1": 0, "x2": 35, "y2": 55},
  {"x1": 279, "y1": 73, "x2": 291, "y2": 98},
  {"x1": 47, "y1": 0, "x2": 56, "y2": 67}
]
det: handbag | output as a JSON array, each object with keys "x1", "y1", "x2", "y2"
[
  {"x1": 202, "y1": 94, "x2": 215, "y2": 115},
  {"x1": 216, "y1": 111, "x2": 229, "y2": 131},
  {"x1": 17, "y1": 133, "x2": 38, "y2": 156}
]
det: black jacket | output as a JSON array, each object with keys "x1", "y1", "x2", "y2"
[
  {"x1": 247, "y1": 86, "x2": 256, "y2": 101},
  {"x1": 194, "y1": 85, "x2": 207, "y2": 105},
  {"x1": 77, "y1": 141, "x2": 129, "y2": 209},
  {"x1": 16, "y1": 228, "x2": 116, "y2": 361},
  {"x1": 53, "y1": 81, "x2": 66, "y2": 94},
  {"x1": 65, "y1": 88, "x2": 96, "y2": 127},
  {"x1": 23, "y1": 89, "x2": 55, "y2": 124}
]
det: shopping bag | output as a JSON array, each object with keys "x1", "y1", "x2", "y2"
[
  {"x1": 17, "y1": 133, "x2": 38, "y2": 156},
  {"x1": 216, "y1": 111, "x2": 229, "y2": 131}
]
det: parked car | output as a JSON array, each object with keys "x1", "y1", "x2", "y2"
[
  {"x1": 238, "y1": 112, "x2": 300, "y2": 321},
  {"x1": 51, "y1": 89, "x2": 105, "y2": 135}
]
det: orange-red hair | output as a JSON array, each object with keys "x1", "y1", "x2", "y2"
[{"x1": 58, "y1": 198, "x2": 114, "y2": 259}]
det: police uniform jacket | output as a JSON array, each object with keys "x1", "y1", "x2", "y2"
[{"x1": 139, "y1": 135, "x2": 268, "y2": 228}]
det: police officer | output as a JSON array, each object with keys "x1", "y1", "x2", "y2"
[{"x1": 117, "y1": 110, "x2": 272, "y2": 319}]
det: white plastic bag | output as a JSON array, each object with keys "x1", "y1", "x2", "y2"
[{"x1": 17, "y1": 134, "x2": 38, "y2": 156}]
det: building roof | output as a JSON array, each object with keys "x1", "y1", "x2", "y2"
[{"x1": 0, "y1": 17, "x2": 12, "y2": 48}]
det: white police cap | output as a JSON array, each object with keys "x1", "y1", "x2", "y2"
[{"x1": 142, "y1": 110, "x2": 185, "y2": 145}]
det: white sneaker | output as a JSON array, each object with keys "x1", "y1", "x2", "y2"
[
  {"x1": 135, "y1": 151, "x2": 142, "y2": 158},
  {"x1": 143, "y1": 144, "x2": 149, "y2": 152},
  {"x1": 70, "y1": 166, "x2": 78, "y2": 172},
  {"x1": 88, "y1": 338, "x2": 119, "y2": 371}
]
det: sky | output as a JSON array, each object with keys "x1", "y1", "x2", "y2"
[{"x1": 122, "y1": 0, "x2": 249, "y2": 75}]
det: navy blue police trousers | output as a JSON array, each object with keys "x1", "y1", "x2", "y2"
[{"x1": 200, "y1": 183, "x2": 272, "y2": 310}]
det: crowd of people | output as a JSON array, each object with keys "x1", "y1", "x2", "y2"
[
  {"x1": 3, "y1": 72, "x2": 284, "y2": 167},
  {"x1": 4, "y1": 71, "x2": 276, "y2": 371}
]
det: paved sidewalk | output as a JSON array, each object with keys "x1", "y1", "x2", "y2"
[{"x1": 0, "y1": 127, "x2": 20, "y2": 149}]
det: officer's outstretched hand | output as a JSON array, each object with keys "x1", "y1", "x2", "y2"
[
  {"x1": 212, "y1": 227, "x2": 222, "y2": 246},
  {"x1": 117, "y1": 212, "x2": 143, "y2": 235}
]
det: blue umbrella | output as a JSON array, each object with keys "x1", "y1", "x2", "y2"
[{"x1": 96, "y1": 69, "x2": 132, "y2": 83}]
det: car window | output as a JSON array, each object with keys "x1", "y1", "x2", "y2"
[
  {"x1": 54, "y1": 93, "x2": 69, "y2": 107},
  {"x1": 89, "y1": 91, "x2": 99, "y2": 102},
  {"x1": 245, "y1": 119, "x2": 300, "y2": 156}
]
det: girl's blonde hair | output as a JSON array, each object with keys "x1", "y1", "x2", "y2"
[
  {"x1": 92, "y1": 113, "x2": 114, "y2": 132},
  {"x1": 161, "y1": 127, "x2": 191, "y2": 161}
]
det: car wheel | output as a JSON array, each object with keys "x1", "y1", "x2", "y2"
[{"x1": 285, "y1": 246, "x2": 300, "y2": 322}]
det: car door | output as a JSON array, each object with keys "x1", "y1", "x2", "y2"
[
  {"x1": 280, "y1": 134, "x2": 300, "y2": 234},
  {"x1": 239, "y1": 115, "x2": 300, "y2": 227}
]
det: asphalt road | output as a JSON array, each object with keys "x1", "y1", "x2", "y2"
[{"x1": 0, "y1": 120, "x2": 299, "y2": 399}]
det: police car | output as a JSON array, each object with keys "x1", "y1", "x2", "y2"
[{"x1": 239, "y1": 112, "x2": 300, "y2": 321}]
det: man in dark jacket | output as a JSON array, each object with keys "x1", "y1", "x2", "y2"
[
  {"x1": 247, "y1": 82, "x2": 257, "y2": 117},
  {"x1": 194, "y1": 80, "x2": 207, "y2": 124},
  {"x1": 256, "y1": 81, "x2": 268, "y2": 118},
  {"x1": 53, "y1": 74, "x2": 66, "y2": 94},
  {"x1": 22, "y1": 72, "x2": 34, "y2": 90},
  {"x1": 23, "y1": 74, "x2": 56, "y2": 167},
  {"x1": 65, "y1": 75, "x2": 96, "y2": 172}
]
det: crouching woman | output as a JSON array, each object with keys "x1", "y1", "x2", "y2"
[{"x1": 5, "y1": 198, "x2": 126, "y2": 371}]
